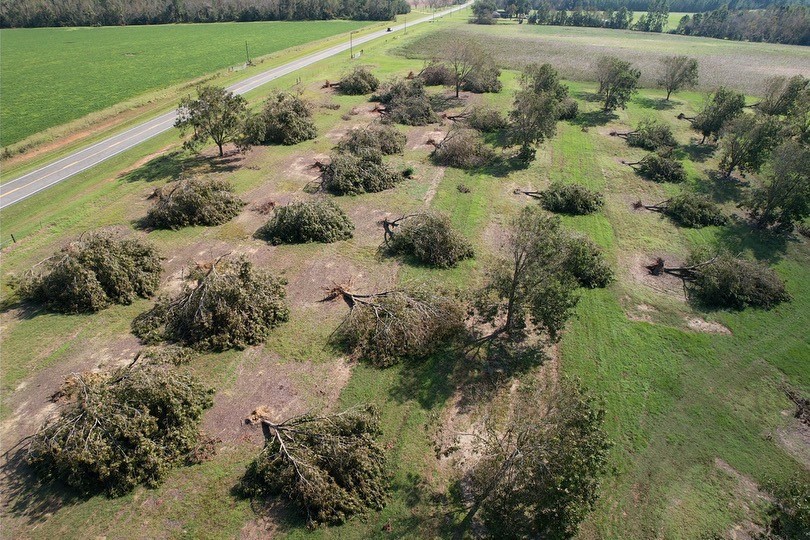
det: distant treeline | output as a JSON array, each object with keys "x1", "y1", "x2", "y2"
[
  {"x1": 538, "y1": 0, "x2": 806, "y2": 11},
  {"x1": 673, "y1": 4, "x2": 810, "y2": 44},
  {"x1": 0, "y1": 0, "x2": 410, "y2": 28}
]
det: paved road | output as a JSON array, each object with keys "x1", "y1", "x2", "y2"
[{"x1": 0, "y1": 4, "x2": 468, "y2": 210}]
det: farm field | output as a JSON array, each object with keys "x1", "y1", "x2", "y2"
[
  {"x1": 0, "y1": 20, "x2": 372, "y2": 147},
  {"x1": 1, "y1": 13, "x2": 808, "y2": 540},
  {"x1": 400, "y1": 21, "x2": 810, "y2": 95}
]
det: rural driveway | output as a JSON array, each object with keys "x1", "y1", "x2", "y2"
[{"x1": 0, "y1": 3, "x2": 469, "y2": 210}]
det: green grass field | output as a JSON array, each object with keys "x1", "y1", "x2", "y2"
[
  {"x1": 0, "y1": 20, "x2": 371, "y2": 147},
  {"x1": 1, "y1": 12, "x2": 808, "y2": 539}
]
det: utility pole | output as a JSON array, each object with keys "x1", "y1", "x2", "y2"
[
  {"x1": 245, "y1": 41, "x2": 250, "y2": 65},
  {"x1": 349, "y1": 31, "x2": 358, "y2": 59}
]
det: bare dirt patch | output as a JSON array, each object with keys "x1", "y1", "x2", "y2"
[
  {"x1": 406, "y1": 126, "x2": 445, "y2": 151},
  {"x1": 686, "y1": 317, "x2": 732, "y2": 335},
  {"x1": 776, "y1": 414, "x2": 810, "y2": 470},
  {"x1": 626, "y1": 303, "x2": 658, "y2": 323},
  {"x1": 422, "y1": 167, "x2": 446, "y2": 207},
  {"x1": 624, "y1": 252, "x2": 688, "y2": 300}
]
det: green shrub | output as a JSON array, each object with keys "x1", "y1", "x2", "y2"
[
  {"x1": 144, "y1": 177, "x2": 244, "y2": 230},
  {"x1": 558, "y1": 98, "x2": 579, "y2": 120},
  {"x1": 247, "y1": 92, "x2": 317, "y2": 145},
  {"x1": 335, "y1": 124, "x2": 406, "y2": 156},
  {"x1": 463, "y1": 64, "x2": 503, "y2": 94},
  {"x1": 322, "y1": 150, "x2": 402, "y2": 195},
  {"x1": 564, "y1": 235, "x2": 614, "y2": 288},
  {"x1": 333, "y1": 286, "x2": 465, "y2": 367},
  {"x1": 626, "y1": 118, "x2": 677, "y2": 150},
  {"x1": 374, "y1": 79, "x2": 436, "y2": 126},
  {"x1": 257, "y1": 200, "x2": 354, "y2": 245},
  {"x1": 387, "y1": 212, "x2": 474, "y2": 268},
  {"x1": 431, "y1": 128, "x2": 495, "y2": 169},
  {"x1": 689, "y1": 252, "x2": 789, "y2": 309},
  {"x1": 27, "y1": 364, "x2": 213, "y2": 497},
  {"x1": 338, "y1": 66, "x2": 380, "y2": 95},
  {"x1": 18, "y1": 232, "x2": 162, "y2": 313},
  {"x1": 238, "y1": 405, "x2": 388, "y2": 527},
  {"x1": 467, "y1": 107, "x2": 508, "y2": 132},
  {"x1": 132, "y1": 257, "x2": 289, "y2": 350},
  {"x1": 420, "y1": 61, "x2": 454, "y2": 86},
  {"x1": 664, "y1": 193, "x2": 727, "y2": 228},
  {"x1": 635, "y1": 153, "x2": 686, "y2": 183},
  {"x1": 763, "y1": 476, "x2": 810, "y2": 540},
  {"x1": 540, "y1": 182, "x2": 604, "y2": 215}
]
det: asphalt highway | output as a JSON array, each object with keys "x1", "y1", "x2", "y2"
[{"x1": 0, "y1": 3, "x2": 469, "y2": 210}]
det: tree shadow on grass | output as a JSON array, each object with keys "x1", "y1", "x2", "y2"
[
  {"x1": 693, "y1": 170, "x2": 749, "y2": 204},
  {"x1": 121, "y1": 151, "x2": 241, "y2": 183},
  {"x1": 569, "y1": 110, "x2": 617, "y2": 128},
  {"x1": 675, "y1": 142, "x2": 715, "y2": 163},
  {"x1": 1, "y1": 444, "x2": 90, "y2": 527},
  {"x1": 573, "y1": 91, "x2": 603, "y2": 104},
  {"x1": 634, "y1": 96, "x2": 676, "y2": 111},
  {"x1": 389, "y1": 348, "x2": 458, "y2": 410},
  {"x1": 712, "y1": 215, "x2": 793, "y2": 263}
]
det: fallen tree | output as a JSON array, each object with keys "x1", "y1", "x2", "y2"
[
  {"x1": 256, "y1": 199, "x2": 354, "y2": 245},
  {"x1": 382, "y1": 212, "x2": 474, "y2": 268},
  {"x1": 466, "y1": 107, "x2": 508, "y2": 133},
  {"x1": 335, "y1": 123, "x2": 406, "y2": 156},
  {"x1": 321, "y1": 149, "x2": 403, "y2": 195},
  {"x1": 18, "y1": 231, "x2": 162, "y2": 313},
  {"x1": 372, "y1": 79, "x2": 436, "y2": 126},
  {"x1": 323, "y1": 284, "x2": 465, "y2": 367},
  {"x1": 626, "y1": 153, "x2": 686, "y2": 183},
  {"x1": 645, "y1": 251, "x2": 789, "y2": 309},
  {"x1": 238, "y1": 405, "x2": 388, "y2": 528},
  {"x1": 27, "y1": 361, "x2": 213, "y2": 497},
  {"x1": 430, "y1": 128, "x2": 496, "y2": 169},
  {"x1": 337, "y1": 66, "x2": 380, "y2": 95},
  {"x1": 611, "y1": 118, "x2": 677, "y2": 151},
  {"x1": 519, "y1": 182, "x2": 604, "y2": 215},
  {"x1": 132, "y1": 256, "x2": 289, "y2": 350},
  {"x1": 246, "y1": 92, "x2": 317, "y2": 145},
  {"x1": 144, "y1": 177, "x2": 244, "y2": 230},
  {"x1": 634, "y1": 192, "x2": 727, "y2": 228}
]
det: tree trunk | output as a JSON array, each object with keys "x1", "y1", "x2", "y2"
[
  {"x1": 217, "y1": 143, "x2": 224, "y2": 157},
  {"x1": 666, "y1": 88, "x2": 672, "y2": 101}
]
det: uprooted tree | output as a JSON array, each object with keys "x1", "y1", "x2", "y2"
[
  {"x1": 246, "y1": 92, "x2": 317, "y2": 146},
  {"x1": 626, "y1": 152, "x2": 687, "y2": 183},
  {"x1": 682, "y1": 87, "x2": 746, "y2": 144},
  {"x1": 337, "y1": 66, "x2": 380, "y2": 95},
  {"x1": 256, "y1": 199, "x2": 354, "y2": 245},
  {"x1": 382, "y1": 211, "x2": 474, "y2": 268},
  {"x1": 324, "y1": 284, "x2": 465, "y2": 367},
  {"x1": 646, "y1": 250, "x2": 789, "y2": 310},
  {"x1": 335, "y1": 123, "x2": 406, "y2": 156},
  {"x1": 612, "y1": 118, "x2": 677, "y2": 151},
  {"x1": 430, "y1": 128, "x2": 496, "y2": 169},
  {"x1": 132, "y1": 256, "x2": 289, "y2": 350},
  {"x1": 27, "y1": 361, "x2": 214, "y2": 497},
  {"x1": 144, "y1": 177, "x2": 245, "y2": 230},
  {"x1": 18, "y1": 231, "x2": 162, "y2": 313},
  {"x1": 742, "y1": 140, "x2": 810, "y2": 232},
  {"x1": 634, "y1": 192, "x2": 727, "y2": 228},
  {"x1": 321, "y1": 149, "x2": 404, "y2": 195},
  {"x1": 519, "y1": 182, "x2": 604, "y2": 216},
  {"x1": 455, "y1": 378, "x2": 611, "y2": 539},
  {"x1": 373, "y1": 79, "x2": 437, "y2": 126},
  {"x1": 238, "y1": 405, "x2": 388, "y2": 528},
  {"x1": 175, "y1": 85, "x2": 249, "y2": 157},
  {"x1": 466, "y1": 106, "x2": 508, "y2": 132}
]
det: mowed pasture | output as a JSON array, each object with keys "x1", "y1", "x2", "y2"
[
  {"x1": 0, "y1": 20, "x2": 370, "y2": 147},
  {"x1": 1, "y1": 14, "x2": 809, "y2": 539},
  {"x1": 400, "y1": 22, "x2": 810, "y2": 95}
]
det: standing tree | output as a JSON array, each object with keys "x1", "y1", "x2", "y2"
[
  {"x1": 457, "y1": 378, "x2": 611, "y2": 538},
  {"x1": 718, "y1": 114, "x2": 781, "y2": 178},
  {"x1": 686, "y1": 87, "x2": 746, "y2": 143},
  {"x1": 175, "y1": 85, "x2": 248, "y2": 157},
  {"x1": 657, "y1": 56, "x2": 699, "y2": 101},
  {"x1": 633, "y1": 0, "x2": 669, "y2": 32},
  {"x1": 445, "y1": 41, "x2": 482, "y2": 98},
  {"x1": 743, "y1": 141, "x2": 810, "y2": 232},
  {"x1": 239, "y1": 405, "x2": 389, "y2": 528},
  {"x1": 595, "y1": 56, "x2": 641, "y2": 112},
  {"x1": 508, "y1": 89, "x2": 560, "y2": 162},
  {"x1": 471, "y1": 0, "x2": 497, "y2": 24}
]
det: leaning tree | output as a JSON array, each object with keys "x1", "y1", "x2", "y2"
[
  {"x1": 27, "y1": 361, "x2": 213, "y2": 496},
  {"x1": 18, "y1": 231, "x2": 162, "y2": 313},
  {"x1": 239, "y1": 405, "x2": 389, "y2": 528},
  {"x1": 718, "y1": 114, "x2": 781, "y2": 179},
  {"x1": 756, "y1": 75, "x2": 809, "y2": 117},
  {"x1": 683, "y1": 87, "x2": 746, "y2": 144},
  {"x1": 175, "y1": 85, "x2": 248, "y2": 157},
  {"x1": 323, "y1": 283, "x2": 465, "y2": 367},
  {"x1": 132, "y1": 256, "x2": 289, "y2": 350},
  {"x1": 457, "y1": 378, "x2": 611, "y2": 539}
]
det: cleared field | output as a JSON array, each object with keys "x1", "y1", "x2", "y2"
[
  {"x1": 0, "y1": 20, "x2": 370, "y2": 147},
  {"x1": 1, "y1": 15, "x2": 808, "y2": 540},
  {"x1": 399, "y1": 22, "x2": 810, "y2": 95}
]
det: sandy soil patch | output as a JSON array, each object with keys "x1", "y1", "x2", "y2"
[
  {"x1": 777, "y1": 414, "x2": 810, "y2": 470},
  {"x1": 406, "y1": 126, "x2": 445, "y2": 151},
  {"x1": 686, "y1": 317, "x2": 732, "y2": 335},
  {"x1": 624, "y1": 252, "x2": 688, "y2": 300}
]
